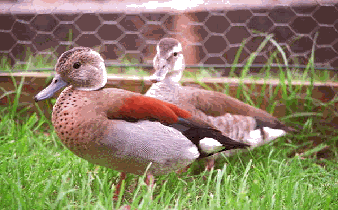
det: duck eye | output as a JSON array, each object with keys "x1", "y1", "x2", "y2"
[
  {"x1": 173, "y1": 52, "x2": 178, "y2": 57},
  {"x1": 73, "y1": 62, "x2": 81, "y2": 69}
]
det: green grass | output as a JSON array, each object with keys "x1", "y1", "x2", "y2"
[
  {"x1": 1, "y1": 65, "x2": 338, "y2": 209},
  {"x1": 1, "y1": 36, "x2": 337, "y2": 84},
  {"x1": 1, "y1": 110, "x2": 337, "y2": 210}
]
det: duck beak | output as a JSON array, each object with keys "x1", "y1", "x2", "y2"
[
  {"x1": 34, "y1": 74, "x2": 68, "y2": 102},
  {"x1": 150, "y1": 58, "x2": 169, "y2": 83}
]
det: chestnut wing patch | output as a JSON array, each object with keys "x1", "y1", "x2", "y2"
[{"x1": 111, "y1": 96, "x2": 192, "y2": 124}]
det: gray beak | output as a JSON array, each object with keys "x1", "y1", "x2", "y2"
[
  {"x1": 150, "y1": 58, "x2": 169, "y2": 83},
  {"x1": 34, "y1": 74, "x2": 68, "y2": 102}
]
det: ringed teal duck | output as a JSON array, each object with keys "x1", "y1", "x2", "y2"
[
  {"x1": 34, "y1": 47, "x2": 249, "y2": 187},
  {"x1": 147, "y1": 38, "x2": 295, "y2": 147}
]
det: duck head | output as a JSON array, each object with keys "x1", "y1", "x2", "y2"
[
  {"x1": 34, "y1": 47, "x2": 107, "y2": 101},
  {"x1": 150, "y1": 38, "x2": 185, "y2": 83}
]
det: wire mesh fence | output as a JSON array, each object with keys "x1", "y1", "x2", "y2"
[{"x1": 1, "y1": 2, "x2": 338, "y2": 75}]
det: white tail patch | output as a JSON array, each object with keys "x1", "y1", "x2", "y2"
[
  {"x1": 263, "y1": 127, "x2": 286, "y2": 140},
  {"x1": 247, "y1": 127, "x2": 286, "y2": 146},
  {"x1": 247, "y1": 129, "x2": 262, "y2": 145},
  {"x1": 187, "y1": 146, "x2": 200, "y2": 159},
  {"x1": 199, "y1": 138, "x2": 225, "y2": 154}
]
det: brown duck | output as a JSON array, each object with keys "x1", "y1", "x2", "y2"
[{"x1": 34, "y1": 47, "x2": 249, "y2": 195}]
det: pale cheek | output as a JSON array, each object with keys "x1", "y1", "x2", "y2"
[
  {"x1": 173, "y1": 56, "x2": 184, "y2": 71},
  {"x1": 153, "y1": 55, "x2": 159, "y2": 67},
  {"x1": 172, "y1": 44, "x2": 182, "y2": 53},
  {"x1": 100, "y1": 62, "x2": 108, "y2": 87}
]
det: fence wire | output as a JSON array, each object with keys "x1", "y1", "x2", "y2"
[{"x1": 1, "y1": 3, "x2": 338, "y2": 76}]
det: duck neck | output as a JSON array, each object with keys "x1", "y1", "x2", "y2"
[{"x1": 163, "y1": 70, "x2": 183, "y2": 84}]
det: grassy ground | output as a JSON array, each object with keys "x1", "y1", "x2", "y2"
[
  {"x1": 1, "y1": 44, "x2": 338, "y2": 84},
  {"x1": 1, "y1": 66, "x2": 338, "y2": 210}
]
